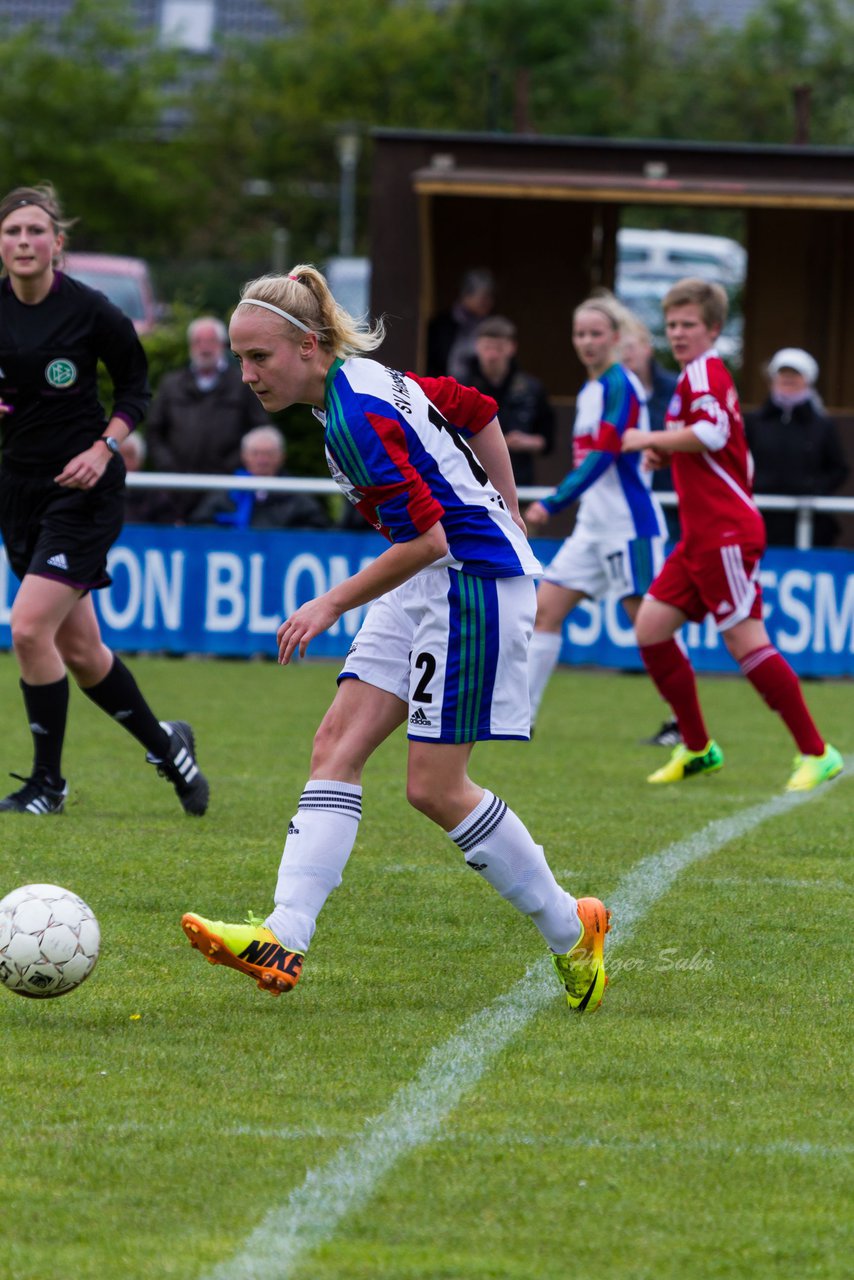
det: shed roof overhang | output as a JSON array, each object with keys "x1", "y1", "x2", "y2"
[{"x1": 413, "y1": 165, "x2": 854, "y2": 211}]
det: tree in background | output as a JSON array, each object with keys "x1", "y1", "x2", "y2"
[
  {"x1": 175, "y1": 0, "x2": 463, "y2": 266},
  {"x1": 0, "y1": 0, "x2": 189, "y2": 254},
  {"x1": 2, "y1": 0, "x2": 853, "y2": 281}
]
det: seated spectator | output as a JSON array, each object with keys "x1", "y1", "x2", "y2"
[
  {"x1": 120, "y1": 432, "x2": 180, "y2": 524},
  {"x1": 189, "y1": 426, "x2": 331, "y2": 530},
  {"x1": 745, "y1": 348, "x2": 850, "y2": 547},
  {"x1": 620, "y1": 318, "x2": 680, "y2": 543},
  {"x1": 426, "y1": 268, "x2": 495, "y2": 379},
  {"x1": 463, "y1": 316, "x2": 554, "y2": 488},
  {"x1": 145, "y1": 315, "x2": 271, "y2": 519}
]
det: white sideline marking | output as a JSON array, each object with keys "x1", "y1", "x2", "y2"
[
  {"x1": 699, "y1": 874, "x2": 854, "y2": 893},
  {"x1": 36, "y1": 1118, "x2": 847, "y2": 1164},
  {"x1": 205, "y1": 768, "x2": 850, "y2": 1280},
  {"x1": 85, "y1": 1122, "x2": 853, "y2": 1161}
]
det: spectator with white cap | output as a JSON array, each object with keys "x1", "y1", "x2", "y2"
[{"x1": 745, "y1": 347, "x2": 849, "y2": 547}]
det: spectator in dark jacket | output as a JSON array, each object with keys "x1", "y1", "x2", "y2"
[
  {"x1": 745, "y1": 348, "x2": 849, "y2": 547},
  {"x1": 145, "y1": 315, "x2": 270, "y2": 518},
  {"x1": 463, "y1": 315, "x2": 554, "y2": 488},
  {"x1": 426, "y1": 268, "x2": 495, "y2": 380},
  {"x1": 189, "y1": 426, "x2": 330, "y2": 530}
]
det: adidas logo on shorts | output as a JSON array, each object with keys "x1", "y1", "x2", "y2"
[
  {"x1": 409, "y1": 707, "x2": 431, "y2": 727},
  {"x1": 46, "y1": 553, "x2": 69, "y2": 571}
]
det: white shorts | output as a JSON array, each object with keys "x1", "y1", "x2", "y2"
[
  {"x1": 338, "y1": 567, "x2": 536, "y2": 742},
  {"x1": 542, "y1": 528, "x2": 665, "y2": 602}
]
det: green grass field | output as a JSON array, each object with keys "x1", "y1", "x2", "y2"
[{"x1": 0, "y1": 652, "x2": 851, "y2": 1280}]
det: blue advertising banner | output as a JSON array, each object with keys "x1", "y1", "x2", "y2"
[{"x1": 1, "y1": 528, "x2": 852, "y2": 676}]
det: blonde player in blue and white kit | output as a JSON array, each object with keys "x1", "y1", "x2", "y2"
[
  {"x1": 526, "y1": 293, "x2": 667, "y2": 727},
  {"x1": 182, "y1": 265, "x2": 610, "y2": 1011}
]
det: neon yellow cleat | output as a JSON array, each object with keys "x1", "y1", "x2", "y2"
[
  {"x1": 551, "y1": 897, "x2": 611, "y2": 1012},
  {"x1": 786, "y1": 744, "x2": 843, "y2": 792},
  {"x1": 647, "y1": 740, "x2": 724, "y2": 784},
  {"x1": 181, "y1": 912, "x2": 304, "y2": 995}
]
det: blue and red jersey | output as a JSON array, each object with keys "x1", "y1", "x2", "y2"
[
  {"x1": 541, "y1": 363, "x2": 664, "y2": 540},
  {"x1": 318, "y1": 359, "x2": 541, "y2": 579}
]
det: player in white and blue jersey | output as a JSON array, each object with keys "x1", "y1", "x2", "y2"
[
  {"x1": 525, "y1": 293, "x2": 667, "y2": 728},
  {"x1": 182, "y1": 264, "x2": 610, "y2": 1011}
]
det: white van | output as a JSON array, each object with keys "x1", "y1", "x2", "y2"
[{"x1": 616, "y1": 229, "x2": 746, "y2": 286}]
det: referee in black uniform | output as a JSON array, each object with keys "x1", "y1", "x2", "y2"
[{"x1": 0, "y1": 182, "x2": 208, "y2": 816}]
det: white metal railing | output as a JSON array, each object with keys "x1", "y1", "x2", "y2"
[{"x1": 126, "y1": 472, "x2": 854, "y2": 552}]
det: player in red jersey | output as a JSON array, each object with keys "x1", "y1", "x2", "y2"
[{"x1": 621, "y1": 278, "x2": 842, "y2": 791}]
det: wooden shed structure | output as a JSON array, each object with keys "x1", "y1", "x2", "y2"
[
  {"x1": 369, "y1": 127, "x2": 854, "y2": 403},
  {"x1": 367, "y1": 128, "x2": 854, "y2": 539}
]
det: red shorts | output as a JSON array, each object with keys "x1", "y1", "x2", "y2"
[{"x1": 648, "y1": 539, "x2": 764, "y2": 632}]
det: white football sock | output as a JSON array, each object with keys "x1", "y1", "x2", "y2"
[
  {"x1": 265, "y1": 780, "x2": 362, "y2": 953},
  {"x1": 448, "y1": 790, "x2": 580, "y2": 953},
  {"x1": 528, "y1": 630, "x2": 563, "y2": 726}
]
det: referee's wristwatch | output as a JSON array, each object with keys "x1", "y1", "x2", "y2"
[{"x1": 99, "y1": 435, "x2": 121, "y2": 456}]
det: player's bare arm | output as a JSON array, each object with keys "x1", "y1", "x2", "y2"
[
  {"x1": 622, "y1": 426, "x2": 705, "y2": 455},
  {"x1": 277, "y1": 521, "x2": 449, "y2": 664}
]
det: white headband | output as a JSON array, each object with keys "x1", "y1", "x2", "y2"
[{"x1": 237, "y1": 297, "x2": 312, "y2": 334}]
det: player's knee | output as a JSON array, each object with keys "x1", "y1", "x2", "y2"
[
  {"x1": 533, "y1": 614, "x2": 563, "y2": 634},
  {"x1": 633, "y1": 611, "x2": 660, "y2": 648},
  {"x1": 59, "y1": 635, "x2": 109, "y2": 683},
  {"x1": 405, "y1": 775, "x2": 447, "y2": 824},
  {"x1": 59, "y1": 638, "x2": 93, "y2": 676},
  {"x1": 10, "y1": 615, "x2": 46, "y2": 663},
  {"x1": 405, "y1": 774, "x2": 432, "y2": 817},
  {"x1": 534, "y1": 596, "x2": 567, "y2": 632}
]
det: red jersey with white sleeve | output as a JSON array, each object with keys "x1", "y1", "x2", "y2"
[{"x1": 666, "y1": 349, "x2": 765, "y2": 551}]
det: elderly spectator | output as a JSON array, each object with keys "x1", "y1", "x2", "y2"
[
  {"x1": 145, "y1": 315, "x2": 270, "y2": 518},
  {"x1": 119, "y1": 432, "x2": 180, "y2": 524},
  {"x1": 189, "y1": 425, "x2": 330, "y2": 530},
  {"x1": 745, "y1": 348, "x2": 849, "y2": 547}
]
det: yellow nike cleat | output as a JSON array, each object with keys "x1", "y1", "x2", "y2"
[
  {"x1": 551, "y1": 897, "x2": 611, "y2": 1012},
  {"x1": 647, "y1": 740, "x2": 724, "y2": 784},
  {"x1": 786, "y1": 744, "x2": 843, "y2": 792},
  {"x1": 181, "y1": 912, "x2": 304, "y2": 995}
]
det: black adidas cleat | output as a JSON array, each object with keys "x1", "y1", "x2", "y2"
[
  {"x1": 640, "y1": 718, "x2": 681, "y2": 748},
  {"x1": 0, "y1": 772, "x2": 68, "y2": 815},
  {"x1": 146, "y1": 720, "x2": 209, "y2": 816}
]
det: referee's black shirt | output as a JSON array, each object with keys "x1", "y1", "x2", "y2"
[{"x1": 0, "y1": 272, "x2": 151, "y2": 476}]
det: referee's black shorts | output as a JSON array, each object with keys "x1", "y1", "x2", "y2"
[{"x1": 0, "y1": 456, "x2": 126, "y2": 590}]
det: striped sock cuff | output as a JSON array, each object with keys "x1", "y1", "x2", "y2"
[
  {"x1": 297, "y1": 779, "x2": 363, "y2": 821},
  {"x1": 449, "y1": 790, "x2": 508, "y2": 854},
  {"x1": 739, "y1": 645, "x2": 777, "y2": 678}
]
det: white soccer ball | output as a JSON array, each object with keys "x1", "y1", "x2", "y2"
[{"x1": 0, "y1": 883, "x2": 100, "y2": 999}]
